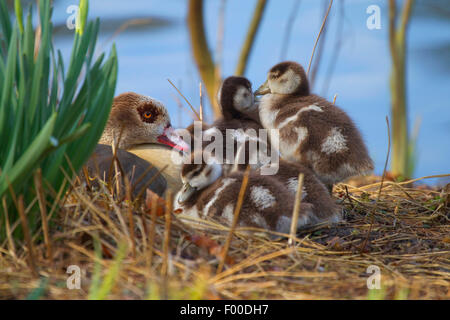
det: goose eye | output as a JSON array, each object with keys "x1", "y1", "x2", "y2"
[{"x1": 144, "y1": 111, "x2": 152, "y2": 119}]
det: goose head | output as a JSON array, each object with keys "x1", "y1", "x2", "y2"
[
  {"x1": 99, "y1": 92, "x2": 189, "y2": 151},
  {"x1": 177, "y1": 152, "x2": 222, "y2": 204},
  {"x1": 218, "y1": 76, "x2": 257, "y2": 120},
  {"x1": 255, "y1": 61, "x2": 309, "y2": 96}
]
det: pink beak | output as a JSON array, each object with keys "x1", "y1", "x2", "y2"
[{"x1": 157, "y1": 126, "x2": 189, "y2": 152}]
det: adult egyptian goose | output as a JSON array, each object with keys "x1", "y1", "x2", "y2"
[
  {"x1": 98, "y1": 92, "x2": 189, "y2": 192},
  {"x1": 83, "y1": 144, "x2": 167, "y2": 198},
  {"x1": 174, "y1": 152, "x2": 315, "y2": 235},
  {"x1": 255, "y1": 61, "x2": 374, "y2": 190}
]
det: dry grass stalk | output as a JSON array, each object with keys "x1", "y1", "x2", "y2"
[
  {"x1": 217, "y1": 166, "x2": 251, "y2": 275},
  {"x1": 161, "y1": 190, "x2": 173, "y2": 277},
  {"x1": 147, "y1": 191, "x2": 158, "y2": 271},
  {"x1": 2, "y1": 196, "x2": 17, "y2": 260},
  {"x1": 111, "y1": 136, "x2": 122, "y2": 198},
  {"x1": 33, "y1": 169, "x2": 52, "y2": 262},
  {"x1": 1, "y1": 168, "x2": 448, "y2": 299},
  {"x1": 289, "y1": 173, "x2": 304, "y2": 246},
  {"x1": 307, "y1": 0, "x2": 333, "y2": 76},
  {"x1": 167, "y1": 79, "x2": 200, "y2": 120},
  {"x1": 377, "y1": 116, "x2": 392, "y2": 202},
  {"x1": 135, "y1": 165, "x2": 169, "y2": 201},
  {"x1": 235, "y1": 0, "x2": 268, "y2": 76},
  {"x1": 17, "y1": 195, "x2": 38, "y2": 277},
  {"x1": 124, "y1": 176, "x2": 136, "y2": 258},
  {"x1": 199, "y1": 82, "x2": 204, "y2": 122}
]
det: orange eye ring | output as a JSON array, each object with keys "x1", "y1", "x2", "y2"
[{"x1": 144, "y1": 112, "x2": 152, "y2": 119}]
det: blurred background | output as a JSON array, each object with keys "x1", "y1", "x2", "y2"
[{"x1": 10, "y1": 0, "x2": 450, "y2": 182}]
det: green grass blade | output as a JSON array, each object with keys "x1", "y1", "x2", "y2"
[{"x1": 0, "y1": 113, "x2": 57, "y2": 198}]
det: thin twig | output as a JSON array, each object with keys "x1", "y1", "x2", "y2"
[
  {"x1": 33, "y1": 169, "x2": 52, "y2": 261},
  {"x1": 161, "y1": 190, "x2": 173, "y2": 277},
  {"x1": 215, "y1": 0, "x2": 226, "y2": 93},
  {"x1": 17, "y1": 195, "x2": 38, "y2": 277},
  {"x1": 147, "y1": 191, "x2": 158, "y2": 272},
  {"x1": 187, "y1": 0, "x2": 221, "y2": 116},
  {"x1": 124, "y1": 176, "x2": 136, "y2": 258},
  {"x1": 377, "y1": 116, "x2": 391, "y2": 202},
  {"x1": 309, "y1": 0, "x2": 331, "y2": 87},
  {"x1": 289, "y1": 173, "x2": 304, "y2": 246},
  {"x1": 199, "y1": 82, "x2": 204, "y2": 122},
  {"x1": 167, "y1": 79, "x2": 200, "y2": 120},
  {"x1": 235, "y1": 0, "x2": 268, "y2": 75},
  {"x1": 307, "y1": 0, "x2": 333, "y2": 76},
  {"x1": 2, "y1": 196, "x2": 17, "y2": 260},
  {"x1": 321, "y1": 0, "x2": 345, "y2": 96},
  {"x1": 217, "y1": 166, "x2": 251, "y2": 274}
]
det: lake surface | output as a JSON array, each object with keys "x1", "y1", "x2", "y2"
[{"x1": 47, "y1": 0, "x2": 450, "y2": 183}]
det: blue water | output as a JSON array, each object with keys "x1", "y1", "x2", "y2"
[{"x1": 48, "y1": 0, "x2": 450, "y2": 183}]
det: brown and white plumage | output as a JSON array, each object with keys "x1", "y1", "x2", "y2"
[
  {"x1": 174, "y1": 153, "x2": 315, "y2": 234},
  {"x1": 189, "y1": 76, "x2": 274, "y2": 173},
  {"x1": 255, "y1": 61, "x2": 374, "y2": 189},
  {"x1": 98, "y1": 92, "x2": 188, "y2": 192},
  {"x1": 257, "y1": 159, "x2": 341, "y2": 225}
]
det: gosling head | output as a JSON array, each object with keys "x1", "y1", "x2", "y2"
[
  {"x1": 177, "y1": 153, "x2": 223, "y2": 204},
  {"x1": 100, "y1": 92, "x2": 189, "y2": 151},
  {"x1": 218, "y1": 76, "x2": 256, "y2": 120},
  {"x1": 255, "y1": 61, "x2": 309, "y2": 96}
]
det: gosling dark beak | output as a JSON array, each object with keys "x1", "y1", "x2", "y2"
[
  {"x1": 178, "y1": 183, "x2": 197, "y2": 203},
  {"x1": 254, "y1": 80, "x2": 270, "y2": 96},
  {"x1": 157, "y1": 126, "x2": 189, "y2": 152}
]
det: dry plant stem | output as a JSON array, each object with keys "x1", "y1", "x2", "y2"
[
  {"x1": 111, "y1": 138, "x2": 121, "y2": 198},
  {"x1": 213, "y1": 247, "x2": 295, "y2": 283},
  {"x1": 130, "y1": 163, "x2": 155, "y2": 196},
  {"x1": 17, "y1": 195, "x2": 38, "y2": 276},
  {"x1": 167, "y1": 79, "x2": 200, "y2": 120},
  {"x1": 199, "y1": 82, "x2": 203, "y2": 122},
  {"x1": 307, "y1": 0, "x2": 333, "y2": 77},
  {"x1": 135, "y1": 165, "x2": 169, "y2": 200},
  {"x1": 388, "y1": 0, "x2": 414, "y2": 177},
  {"x1": 33, "y1": 169, "x2": 52, "y2": 261},
  {"x1": 321, "y1": 0, "x2": 345, "y2": 96},
  {"x1": 333, "y1": 94, "x2": 337, "y2": 104},
  {"x1": 377, "y1": 116, "x2": 392, "y2": 202},
  {"x1": 360, "y1": 213, "x2": 375, "y2": 254},
  {"x1": 103, "y1": 18, "x2": 160, "y2": 47},
  {"x1": 160, "y1": 190, "x2": 173, "y2": 300},
  {"x1": 6, "y1": 177, "x2": 19, "y2": 211},
  {"x1": 187, "y1": 0, "x2": 221, "y2": 117},
  {"x1": 2, "y1": 196, "x2": 17, "y2": 259},
  {"x1": 217, "y1": 166, "x2": 251, "y2": 274},
  {"x1": 289, "y1": 173, "x2": 304, "y2": 246},
  {"x1": 33, "y1": 25, "x2": 41, "y2": 60},
  {"x1": 124, "y1": 177, "x2": 136, "y2": 258},
  {"x1": 235, "y1": 0, "x2": 268, "y2": 76},
  {"x1": 147, "y1": 194, "x2": 158, "y2": 272},
  {"x1": 309, "y1": 0, "x2": 331, "y2": 87},
  {"x1": 161, "y1": 190, "x2": 173, "y2": 277},
  {"x1": 215, "y1": 0, "x2": 226, "y2": 85}
]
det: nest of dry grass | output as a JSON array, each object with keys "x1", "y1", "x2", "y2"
[{"x1": 0, "y1": 174, "x2": 449, "y2": 300}]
